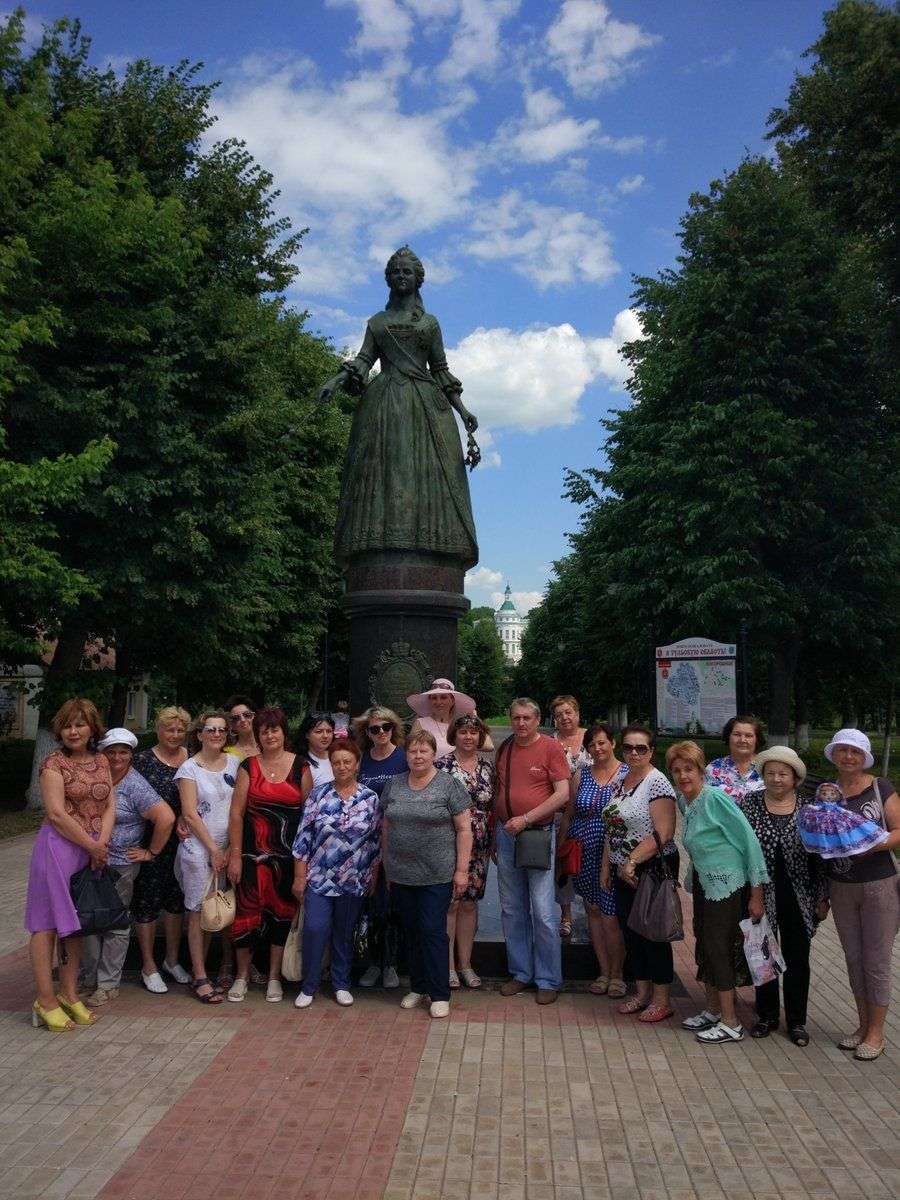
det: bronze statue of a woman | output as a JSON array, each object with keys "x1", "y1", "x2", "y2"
[{"x1": 318, "y1": 247, "x2": 479, "y2": 570}]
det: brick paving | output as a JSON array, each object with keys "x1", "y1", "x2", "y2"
[{"x1": 0, "y1": 831, "x2": 897, "y2": 1200}]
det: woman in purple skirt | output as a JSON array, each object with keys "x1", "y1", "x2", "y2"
[{"x1": 26, "y1": 698, "x2": 115, "y2": 1030}]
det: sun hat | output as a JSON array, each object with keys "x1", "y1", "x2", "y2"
[
  {"x1": 406, "y1": 678, "x2": 476, "y2": 717},
  {"x1": 754, "y1": 745, "x2": 807, "y2": 783},
  {"x1": 98, "y1": 727, "x2": 139, "y2": 751},
  {"x1": 823, "y1": 728, "x2": 874, "y2": 770}
]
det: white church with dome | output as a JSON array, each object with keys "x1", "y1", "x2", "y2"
[{"x1": 494, "y1": 583, "x2": 527, "y2": 664}]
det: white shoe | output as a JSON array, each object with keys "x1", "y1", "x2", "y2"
[
  {"x1": 359, "y1": 965, "x2": 381, "y2": 987},
  {"x1": 266, "y1": 979, "x2": 283, "y2": 1003},
  {"x1": 141, "y1": 971, "x2": 168, "y2": 994},
  {"x1": 382, "y1": 966, "x2": 400, "y2": 989},
  {"x1": 400, "y1": 991, "x2": 426, "y2": 1010},
  {"x1": 448, "y1": 970, "x2": 460, "y2": 989},
  {"x1": 294, "y1": 992, "x2": 314, "y2": 1009},
  {"x1": 696, "y1": 1021, "x2": 744, "y2": 1043},
  {"x1": 162, "y1": 960, "x2": 191, "y2": 985},
  {"x1": 430, "y1": 1000, "x2": 450, "y2": 1018},
  {"x1": 335, "y1": 990, "x2": 354, "y2": 1006},
  {"x1": 681, "y1": 1009, "x2": 721, "y2": 1031},
  {"x1": 227, "y1": 978, "x2": 248, "y2": 1002}
]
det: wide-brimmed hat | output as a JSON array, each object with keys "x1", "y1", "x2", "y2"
[
  {"x1": 407, "y1": 678, "x2": 476, "y2": 717},
  {"x1": 98, "y1": 727, "x2": 138, "y2": 751},
  {"x1": 754, "y1": 745, "x2": 807, "y2": 783},
  {"x1": 824, "y1": 728, "x2": 874, "y2": 770}
]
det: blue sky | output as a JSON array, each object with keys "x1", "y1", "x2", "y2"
[{"x1": 14, "y1": 1, "x2": 832, "y2": 614}]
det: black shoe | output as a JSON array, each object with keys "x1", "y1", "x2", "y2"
[
  {"x1": 750, "y1": 1019, "x2": 777, "y2": 1038},
  {"x1": 789, "y1": 1026, "x2": 809, "y2": 1047}
]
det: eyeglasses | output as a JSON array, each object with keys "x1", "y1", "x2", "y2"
[
  {"x1": 368, "y1": 722, "x2": 393, "y2": 735},
  {"x1": 230, "y1": 711, "x2": 254, "y2": 723},
  {"x1": 203, "y1": 726, "x2": 228, "y2": 735},
  {"x1": 623, "y1": 743, "x2": 651, "y2": 755}
]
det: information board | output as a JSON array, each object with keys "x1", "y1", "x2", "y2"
[{"x1": 655, "y1": 638, "x2": 737, "y2": 736}]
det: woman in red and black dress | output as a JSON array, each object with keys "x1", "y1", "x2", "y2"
[{"x1": 226, "y1": 707, "x2": 312, "y2": 1002}]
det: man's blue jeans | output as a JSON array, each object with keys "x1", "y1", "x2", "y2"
[{"x1": 496, "y1": 823, "x2": 562, "y2": 991}]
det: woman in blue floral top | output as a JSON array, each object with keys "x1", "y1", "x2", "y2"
[
  {"x1": 705, "y1": 715, "x2": 765, "y2": 804},
  {"x1": 291, "y1": 739, "x2": 381, "y2": 1009}
]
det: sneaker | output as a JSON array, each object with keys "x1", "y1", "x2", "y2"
[
  {"x1": 499, "y1": 978, "x2": 530, "y2": 997},
  {"x1": 400, "y1": 991, "x2": 426, "y2": 1009},
  {"x1": 696, "y1": 1021, "x2": 744, "y2": 1044},
  {"x1": 162, "y1": 960, "x2": 191, "y2": 985},
  {"x1": 382, "y1": 966, "x2": 400, "y2": 989},
  {"x1": 86, "y1": 987, "x2": 118, "y2": 1008},
  {"x1": 430, "y1": 1000, "x2": 450, "y2": 1018},
  {"x1": 359, "y1": 965, "x2": 381, "y2": 988},
  {"x1": 681, "y1": 1009, "x2": 721, "y2": 1031},
  {"x1": 265, "y1": 979, "x2": 283, "y2": 1003},
  {"x1": 335, "y1": 990, "x2": 354, "y2": 1006},
  {"x1": 141, "y1": 971, "x2": 168, "y2": 995},
  {"x1": 294, "y1": 992, "x2": 314, "y2": 1009},
  {"x1": 227, "y1": 978, "x2": 249, "y2": 1003}
]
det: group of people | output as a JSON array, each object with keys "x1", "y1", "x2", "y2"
[{"x1": 24, "y1": 689, "x2": 898, "y2": 1060}]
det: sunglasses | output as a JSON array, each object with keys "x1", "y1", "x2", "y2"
[
  {"x1": 203, "y1": 726, "x2": 228, "y2": 736},
  {"x1": 623, "y1": 743, "x2": 651, "y2": 755},
  {"x1": 230, "y1": 711, "x2": 254, "y2": 723},
  {"x1": 368, "y1": 722, "x2": 393, "y2": 735}
]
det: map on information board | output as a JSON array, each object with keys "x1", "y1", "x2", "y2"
[{"x1": 655, "y1": 638, "x2": 737, "y2": 735}]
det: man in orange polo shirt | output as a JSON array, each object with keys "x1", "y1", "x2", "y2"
[{"x1": 494, "y1": 698, "x2": 570, "y2": 1003}]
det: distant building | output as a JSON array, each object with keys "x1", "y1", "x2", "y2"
[{"x1": 494, "y1": 583, "x2": 527, "y2": 665}]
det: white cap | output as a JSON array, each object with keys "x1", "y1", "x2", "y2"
[
  {"x1": 823, "y1": 728, "x2": 874, "y2": 771},
  {"x1": 98, "y1": 727, "x2": 138, "y2": 751}
]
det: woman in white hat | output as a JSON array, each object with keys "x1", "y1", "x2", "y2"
[
  {"x1": 742, "y1": 747, "x2": 827, "y2": 1046},
  {"x1": 823, "y1": 728, "x2": 899, "y2": 1061},
  {"x1": 408, "y1": 678, "x2": 482, "y2": 759},
  {"x1": 82, "y1": 728, "x2": 175, "y2": 1007}
]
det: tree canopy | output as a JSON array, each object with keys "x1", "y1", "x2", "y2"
[{"x1": 457, "y1": 605, "x2": 507, "y2": 718}]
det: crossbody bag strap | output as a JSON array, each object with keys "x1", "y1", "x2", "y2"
[
  {"x1": 872, "y1": 778, "x2": 900, "y2": 876},
  {"x1": 500, "y1": 736, "x2": 515, "y2": 823}
]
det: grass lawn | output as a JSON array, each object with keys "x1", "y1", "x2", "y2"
[{"x1": 0, "y1": 807, "x2": 42, "y2": 841}]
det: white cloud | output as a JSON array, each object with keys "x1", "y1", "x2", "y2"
[
  {"x1": 546, "y1": 0, "x2": 660, "y2": 95},
  {"x1": 448, "y1": 308, "x2": 641, "y2": 433},
  {"x1": 438, "y1": 0, "x2": 521, "y2": 82},
  {"x1": 497, "y1": 88, "x2": 601, "y2": 163},
  {"x1": 327, "y1": 0, "x2": 414, "y2": 55},
  {"x1": 616, "y1": 173, "x2": 644, "y2": 194},
  {"x1": 491, "y1": 589, "x2": 543, "y2": 614},
  {"x1": 462, "y1": 190, "x2": 618, "y2": 288},
  {"x1": 465, "y1": 566, "x2": 503, "y2": 594},
  {"x1": 1, "y1": 8, "x2": 46, "y2": 45},
  {"x1": 597, "y1": 133, "x2": 646, "y2": 153}
]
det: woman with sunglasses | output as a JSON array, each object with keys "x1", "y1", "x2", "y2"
[
  {"x1": 600, "y1": 725, "x2": 679, "y2": 1024},
  {"x1": 224, "y1": 695, "x2": 259, "y2": 761},
  {"x1": 174, "y1": 711, "x2": 240, "y2": 1004},
  {"x1": 355, "y1": 707, "x2": 407, "y2": 989}
]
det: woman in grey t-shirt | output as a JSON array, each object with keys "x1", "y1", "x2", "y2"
[{"x1": 382, "y1": 730, "x2": 471, "y2": 1018}]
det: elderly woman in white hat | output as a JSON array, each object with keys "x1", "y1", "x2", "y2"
[
  {"x1": 408, "y1": 678, "x2": 493, "y2": 758},
  {"x1": 741, "y1": 746, "x2": 827, "y2": 1046},
  {"x1": 823, "y1": 728, "x2": 899, "y2": 1061},
  {"x1": 81, "y1": 728, "x2": 175, "y2": 1006}
]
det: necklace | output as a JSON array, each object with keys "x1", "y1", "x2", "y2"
[
  {"x1": 591, "y1": 762, "x2": 620, "y2": 789},
  {"x1": 261, "y1": 752, "x2": 289, "y2": 780}
]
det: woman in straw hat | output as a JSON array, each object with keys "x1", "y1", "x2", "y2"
[
  {"x1": 742, "y1": 747, "x2": 826, "y2": 1046},
  {"x1": 408, "y1": 678, "x2": 492, "y2": 759}
]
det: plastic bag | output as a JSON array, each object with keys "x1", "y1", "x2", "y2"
[
  {"x1": 281, "y1": 908, "x2": 303, "y2": 981},
  {"x1": 740, "y1": 915, "x2": 786, "y2": 987},
  {"x1": 69, "y1": 866, "x2": 130, "y2": 936}
]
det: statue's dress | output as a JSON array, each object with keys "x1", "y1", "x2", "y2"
[{"x1": 334, "y1": 309, "x2": 478, "y2": 569}]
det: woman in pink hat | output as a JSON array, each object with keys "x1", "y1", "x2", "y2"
[{"x1": 408, "y1": 679, "x2": 492, "y2": 759}]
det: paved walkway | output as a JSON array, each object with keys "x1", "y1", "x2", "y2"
[{"x1": 0, "y1": 832, "x2": 897, "y2": 1200}]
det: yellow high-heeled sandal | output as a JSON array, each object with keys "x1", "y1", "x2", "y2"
[
  {"x1": 32, "y1": 1001, "x2": 75, "y2": 1031},
  {"x1": 56, "y1": 994, "x2": 98, "y2": 1025}
]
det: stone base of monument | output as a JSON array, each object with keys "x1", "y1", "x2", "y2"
[{"x1": 343, "y1": 551, "x2": 470, "y2": 715}]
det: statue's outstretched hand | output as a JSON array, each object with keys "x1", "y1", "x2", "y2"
[{"x1": 317, "y1": 375, "x2": 343, "y2": 404}]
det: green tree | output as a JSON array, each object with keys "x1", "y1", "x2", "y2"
[
  {"x1": 457, "y1": 605, "x2": 507, "y2": 717},
  {"x1": 563, "y1": 158, "x2": 895, "y2": 742}
]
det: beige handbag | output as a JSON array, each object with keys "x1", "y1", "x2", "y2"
[
  {"x1": 281, "y1": 908, "x2": 303, "y2": 981},
  {"x1": 199, "y1": 871, "x2": 236, "y2": 932}
]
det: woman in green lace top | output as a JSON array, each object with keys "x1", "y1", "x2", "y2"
[
  {"x1": 318, "y1": 247, "x2": 479, "y2": 568},
  {"x1": 667, "y1": 740, "x2": 768, "y2": 1045}
]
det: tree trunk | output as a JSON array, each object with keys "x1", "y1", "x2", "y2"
[
  {"x1": 794, "y1": 676, "x2": 810, "y2": 751},
  {"x1": 768, "y1": 636, "x2": 799, "y2": 747},
  {"x1": 28, "y1": 622, "x2": 87, "y2": 808},
  {"x1": 107, "y1": 643, "x2": 132, "y2": 728},
  {"x1": 882, "y1": 681, "x2": 895, "y2": 776}
]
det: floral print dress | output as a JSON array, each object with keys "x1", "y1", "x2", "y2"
[{"x1": 435, "y1": 752, "x2": 495, "y2": 901}]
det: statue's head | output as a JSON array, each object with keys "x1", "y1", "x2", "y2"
[{"x1": 384, "y1": 246, "x2": 425, "y2": 291}]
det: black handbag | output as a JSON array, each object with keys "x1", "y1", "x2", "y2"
[
  {"x1": 626, "y1": 832, "x2": 684, "y2": 943},
  {"x1": 69, "y1": 866, "x2": 131, "y2": 936},
  {"x1": 498, "y1": 737, "x2": 553, "y2": 871}
]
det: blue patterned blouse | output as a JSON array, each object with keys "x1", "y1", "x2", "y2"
[{"x1": 291, "y1": 780, "x2": 382, "y2": 898}]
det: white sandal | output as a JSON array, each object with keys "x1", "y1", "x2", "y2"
[
  {"x1": 227, "y1": 978, "x2": 249, "y2": 1003},
  {"x1": 459, "y1": 967, "x2": 481, "y2": 988},
  {"x1": 682, "y1": 1009, "x2": 721, "y2": 1031},
  {"x1": 696, "y1": 1021, "x2": 744, "y2": 1043}
]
